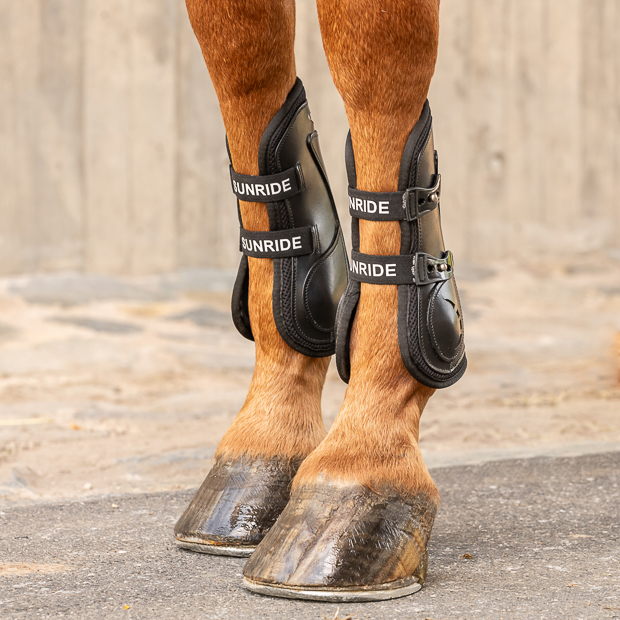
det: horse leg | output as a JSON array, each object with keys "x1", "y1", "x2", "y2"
[
  {"x1": 175, "y1": 0, "x2": 337, "y2": 555},
  {"x1": 243, "y1": 0, "x2": 461, "y2": 600}
]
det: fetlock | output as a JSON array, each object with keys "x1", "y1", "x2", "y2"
[
  {"x1": 292, "y1": 381, "x2": 437, "y2": 496},
  {"x1": 214, "y1": 361, "x2": 328, "y2": 463}
]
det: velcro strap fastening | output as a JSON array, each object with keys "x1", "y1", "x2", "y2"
[
  {"x1": 230, "y1": 165, "x2": 302, "y2": 202},
  {"x1": 240, "y1": 226, "x2": 314, "y2": 258},
  {"x1": 349, "y1": 249, "x2": 454, "y2": 285},
  {"x1": 348, "y1": 174, "x2": 441, "y2": 221}
]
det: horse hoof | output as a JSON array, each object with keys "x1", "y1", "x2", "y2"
[
  {"x1": 174, "y1": 456, "x2": 300, "y2": 556},
  {"x1": 242, "y1": 480, "x2": 437, "y2": 601}
]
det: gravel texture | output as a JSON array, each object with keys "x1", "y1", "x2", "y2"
[{"x1": 1, "y1": 452, "x2": 618, "y2": 619}]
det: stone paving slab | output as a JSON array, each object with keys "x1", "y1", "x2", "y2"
[{"x1": 1, "y1": 452, "x2": 618, "y2": 620}]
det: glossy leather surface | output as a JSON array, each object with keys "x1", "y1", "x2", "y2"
[
  {"x1": 174, "y1": 456, "x2": 300, "y2": 550},
  {"x1": 231, "y1": 79, "x2": 348, "y2": 357},
  {"x1": 243, "y1": 480, "x2": 436, "y2": 590},
  {"x1": 399, "y1": 105, "x2": 466, "y2": 383}
]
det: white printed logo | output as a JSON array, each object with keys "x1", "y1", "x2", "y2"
[
  {"x1": 233, "y1": 178, "x2": 292, "y2": 198},
  {"x1": 349, "y1": 196, "x2": 390, "y2": 215},
  {"x1": 350, "y1": 259, "x2": 396, "y2": 278},
  {"x1": 241, "y1": 236, "x2": 302, "y2": 254}
]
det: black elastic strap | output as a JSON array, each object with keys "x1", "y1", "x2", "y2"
[
  {"x1": 230, "y1": 165, "x2": 302, "y2": 202},
  {"x1": 349, "y1": 249, "x2": 454, "y2": 285},
  {"x1": 240, "y1": 226, "x2": 314, "y2": 258},
  {"x1": 348, "y1": 175, "x2": 441, "y2": 222}
]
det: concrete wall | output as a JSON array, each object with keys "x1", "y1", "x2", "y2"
[{"x1": 1, "y1": 0, "x2": 619, "y2": 276}]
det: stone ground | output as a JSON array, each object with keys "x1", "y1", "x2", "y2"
[
  {"x1": 0, "y1": 254, "x2": 619, "y2": 618},
  {"x1": 0, "y1": 452, "x2": 618, "y2": 619}
]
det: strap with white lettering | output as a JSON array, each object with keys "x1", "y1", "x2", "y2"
[
  {"x1": 349, "y1": 249, "x2": 454, "y2": 285},
  {"x1": 230, "y1": 165, "x2": 302, "y2": 203},
  {"x1": 348, "y1": 175, "x2": 441, "y2": 222},
  {"x1": 239, "y1": 226, "x2": 314, "y2": 258}
]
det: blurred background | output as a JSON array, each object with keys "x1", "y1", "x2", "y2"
[
  {"x1": 0, "y1": 0, "x2": 619, "y2": 504},
  {"x1": 2, "y1": 0, "x2": 619, "y2": 275}
]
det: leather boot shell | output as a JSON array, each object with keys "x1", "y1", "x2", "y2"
[
  {"x1": 336, "y1": 101, "x2": 467, "y2": 388},
  {"x1": 231, "y1": 79, "x2": 348, "y2": 357}
]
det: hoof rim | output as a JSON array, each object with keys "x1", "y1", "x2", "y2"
[
  {"x1": 175, "y1": 537, "x2": 255, "y2": 557},
  {"x1": 242, "y1": 576, "x2": 422, "y2": 602}
]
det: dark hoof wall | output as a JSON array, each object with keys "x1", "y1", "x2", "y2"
[
  {"x1": 242, "y1": 480, "x2": 436, "y2": 600},
  {"x1": 174, "y1": 456, "x2": 299, "y2": 553}
]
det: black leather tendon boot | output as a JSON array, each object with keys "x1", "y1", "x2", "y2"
[
  {"x1": 242, "y1": 102, "x2": 465, "y2": 601},
  {"x1": 337, "y1": 99, "x2": 466, "y2": 389},
  {"x1": 174, "y1": 79, "x2": 348, "y2": 556}
]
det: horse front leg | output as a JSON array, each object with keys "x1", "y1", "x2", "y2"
[
  {"x1": 175, "y1": 0, "x2": 347, "y2": 555},
  {"x1": 244, "y1": 0, "x2": 466, "y2": 600}
]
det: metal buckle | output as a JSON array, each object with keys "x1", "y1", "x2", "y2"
[
  {"x1": 402, "y1": 174, "x2": 441, "y2": 221},
  {"x1": 412, "y1": 250, "x2": 454, "y2": 285}
]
